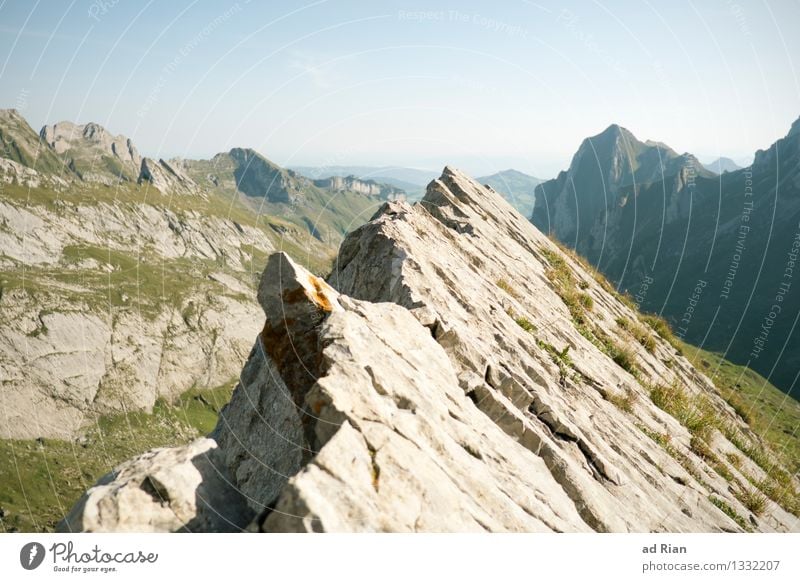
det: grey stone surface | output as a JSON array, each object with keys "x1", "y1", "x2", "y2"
[
  {"x1": 60, "y1": 168, "x2": 800, "y2": 532},
  {"x1": 58, "y1": 438, "x2": 252, "y2": 532},
  {"x1": 0, "y1": 195, "x2": 273, "y2": 439}
]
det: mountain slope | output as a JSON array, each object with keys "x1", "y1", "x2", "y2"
[
  {"x1": 181, "y1": 149, "x2": 385, "y2": 244},
  {"x1": 478, "y1": 168, "x2": 542, "y2": 217},
  {"x1": 0, "y1": 109, "x2": 68, "y2": 176},
  {"x1": 532, "y1": 119, "x2": 800, "y2": 395},
  {"x1": 60, "y1": 167, "x2": 799, "y2": 533}
]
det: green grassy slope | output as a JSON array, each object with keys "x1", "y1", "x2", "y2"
[
  {"x1": 0, "y1": 109, "x2": 68, "y2": 175},
  {"x1": 551, "y1": 237, "x2": 799, "y2": 519},
  {"x1": 0, "y1": 383, "x2": 235, "y2": 532},
  {"x1": 680, "y1": 339, "x2": 800, "y2": 473}
]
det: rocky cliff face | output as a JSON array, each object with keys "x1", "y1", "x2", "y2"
[
  {"x1": 312, "y1": 175, "x2": 403, "y2": 199},
  {"x1": 40, "y1": 121, "x2": 142, "y2": 184},
  {"x1": 138, "y1": 157, "x2": 200, "y2": 196},
  {"x1": 531, "y1": 124, "x2": 711, "y2": 267},
  {"x1": 61, "y1": 167, "x2": 799, "y2": 533},
  {"x1": 0, "y1": 193, "x2": 275, "y2": 439}
]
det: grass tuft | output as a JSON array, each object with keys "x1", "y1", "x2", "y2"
[
  {"x1": 607, "y1": 388, "x2": 638, "y2": 413},
  {"x1": 690, "y1": 436, "x2": 734, "y2": 481},
  {"x1": 616, "y1": 317, "x2": 656, "y2": 352},
  {"x1": 734, "y1": 487, "x2": 768, "y2": 517},
  {"x1": 650, "y1": 381, "x2": 718, "y2": 440},
  {"x1": 709, "y1": 496, "x2": 751, "y2": 531},
  {"x1": 641, "y1": 314, "x2": 683, "y2": 354},
  {"x1": 496, "y1": 278, "x2": 520, "y2": 300},
  {"x1": 611, "y1": 342, "x2": 639, "y2": 376}
]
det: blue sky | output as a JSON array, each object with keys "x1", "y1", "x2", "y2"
[{"x1": 0, "y1": 0, "x2": 798, "y2": 177}]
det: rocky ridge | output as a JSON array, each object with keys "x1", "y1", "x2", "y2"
[
  {"x1": 138, "y1": 157, "x2": 201, "y2": 196},
  {"x1": 40, "y1": 121, "x2": 142, "y2": 184},
  {"x1": 61, "y1": 167, "x2": 799, "y2": 533}
]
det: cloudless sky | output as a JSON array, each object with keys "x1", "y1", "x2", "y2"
[{"x1": 0, "y1": 0, "x2": 798, "y2": 177}]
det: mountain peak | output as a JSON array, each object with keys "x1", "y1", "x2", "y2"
[
  {"x1": 225, "y1": 147, "x2": 301, "y2": 204},
  {"x1": 228, "y1": 147, "x2": 281, "y2": 170},
  {"x1": 576, "y1": 124, "x2": 642, "y2": 161},
  {"x1": 601, "y1": 122, "x2": 623, "y2": 134},
  {"x1": 597, "y1": 123, "x2": 636, "y2": 141},
  {"x1": 532, "y1": 125, "x2": 710, "y2": 250},
  {"x1": 441, "y1": 164, "x2": 462, "y2": 179},
  {"x1": 40, "y1": 120, "x2": 141, "y2": 183},
  {"x1": 704, "y1": 156, "x2": 741, "y2": 174},
  {"x1": 0, "y1": 108, "x2": 67, "y2": 176}
]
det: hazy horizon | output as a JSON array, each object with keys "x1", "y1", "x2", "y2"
[{"x1": 1, "y1": 0, "x2": 797, "y2": 177}]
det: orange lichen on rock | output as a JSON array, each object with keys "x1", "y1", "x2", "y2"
[
  {"x1": 277, "y1": 273, "x2": 335, "y2": 312},
  {"x1": 309, "y1": 275, "x2": 334, "y2": 312}
]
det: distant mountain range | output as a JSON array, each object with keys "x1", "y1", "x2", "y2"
[
  {"x1": 291, "y1": 165, "x2": 544, "y2": 216},
  {"x1": 290, "y1": 165, "x2": 438, "y2": 199},
  {"x1": 704, "y1": 157, "x2": 742, "y2": 174},
  {"x1": 532, "y1": 119, "x2": 800, "y2": 396},
  {"x1": 0, "y1": 109, "x2": 405, "y2": 245},
  {"x1": 477, "y1": 169, "x2": 542, "y2": 218}
]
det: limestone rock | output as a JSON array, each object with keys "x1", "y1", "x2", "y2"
[
  {"x1": 138, "y1": 157, "x2": 200, "y2": 196},
  {"x1": 330, "y1": 166, "x2": 791, "y2": 532},
  {"x1": 0, "y1": 157, "x2": 68, "y2": 190},
  {"x1": 313, "y1": 175, "x2": 403, "y2": 199},
  {"x1": 40, "y1": 121, "x2": 142, "y2": 184},
  {"x1": 0, "y1": 194, "x2": 274, "y2": 439},
  {"x1": 217, "y1": 252, "x2": 591, "y2": 532},
  {"x1": 60, "y1": 167, "x2": 800, "y2": 533},
  {"x1": 57, "y1": 438, "x2": 252, "y2": 532}
]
